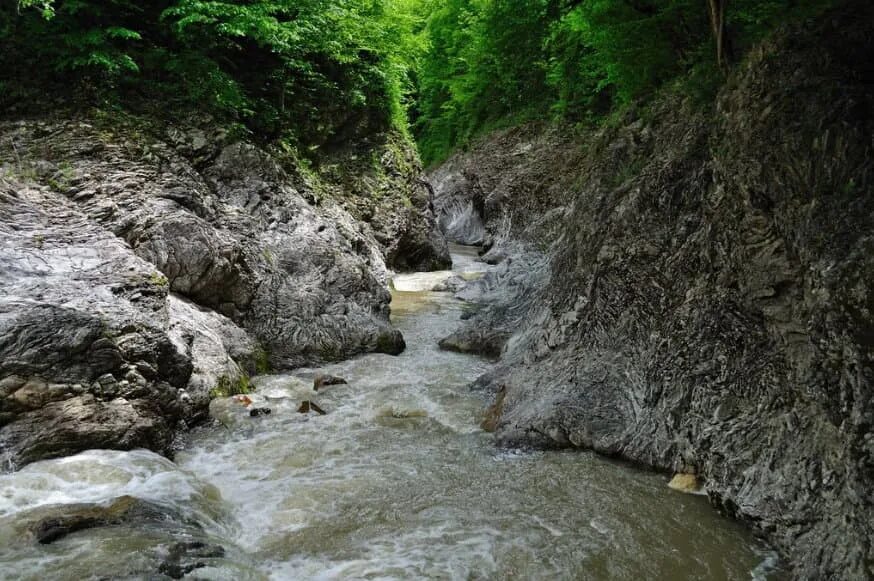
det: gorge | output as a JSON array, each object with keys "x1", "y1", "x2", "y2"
[{"x1": 1, "y1": 0, "x2": 873, "y2": 579}]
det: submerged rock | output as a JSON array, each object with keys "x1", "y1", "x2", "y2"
[
  {"x1": 431, "y1": 275, "x2": 467, "y2": 293},
  {"x1": 18, "y1": 495, "x2": 181, "y2": 545},
  {"x1": 313, "y1": 374, "x2": 348, "y2": 391},
  {"x1": 158, "y1": 541, "x2": 226, "y2": 580}
]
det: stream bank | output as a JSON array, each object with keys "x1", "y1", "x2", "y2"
[{"x1": 427, "y1": 3, "x2": 874, "y2": 578}]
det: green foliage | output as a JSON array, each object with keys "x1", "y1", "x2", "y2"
[
  {"x1": 1, "y1": 0, "x2": 427, "y2": 149},
  {"x1": 413, "y1": 0, "x2": 558, "y2": 164},
  {"x1": 3, "y1": 0, "x2": 838, "y2": 163},
  {"x1": 149, "y1": 271, "x2": 169, "y2": 288},
  {"x1": 413, "y1": 0, "x2": 837, "y2": 165},
  {"x1": 253, "y1": 346, "x2": 271, "y2": 375}
]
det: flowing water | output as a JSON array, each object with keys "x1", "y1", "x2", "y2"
[{"x1": 0, "y1": 246, "x2": 783, "y2": 580}]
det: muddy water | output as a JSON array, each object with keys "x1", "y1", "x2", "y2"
[{"x1": 0, "y1": 246, "x2": 782, "y2": 580}]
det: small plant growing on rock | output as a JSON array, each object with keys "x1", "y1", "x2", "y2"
[
  {"x1": 210, "y1": 374, "x2": 252, "y2": 399},
  {"x1": 149, "y1": 272, "x2": 169, "y2": 288}
]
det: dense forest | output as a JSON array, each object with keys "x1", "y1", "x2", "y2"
[{"x1": 2, "y1": 0, "x2": 835, "y2": 163}]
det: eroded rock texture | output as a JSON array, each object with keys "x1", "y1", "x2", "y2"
[
  {"x1": 431, "y1": 4, "x2": 874, "y2": 578},
  {"x1": 0, "y1": 117, "x2": 445, "y2": 468}
]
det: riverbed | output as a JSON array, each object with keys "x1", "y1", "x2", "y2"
[{"x1": 0, "y1": 246, "x2": 782, "y2": 580}]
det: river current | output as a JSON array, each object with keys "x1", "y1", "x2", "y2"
[{"x1": 0, "y1": 246, "x2": 782, "y2": 580}]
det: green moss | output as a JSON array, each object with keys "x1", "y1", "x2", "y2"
[
  {"x1": 253, "y1": 347, "x2": 271, "y2": 375},
  {"x1": 261, "y1": 248, "x2": 275, "y2": 266},
  {"x1": 209, "y1": 373, "x2": 252, "y2": 399},
  {"x1": 149, "y1": 271, "x2": 169, "y2": 288},
  {"x1": 42, "y1": 161, "x2": 76, "y2": 192}
]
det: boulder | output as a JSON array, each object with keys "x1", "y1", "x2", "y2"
[{"x1": 0, "y1": 113, "x2": 443, "y2": 468}]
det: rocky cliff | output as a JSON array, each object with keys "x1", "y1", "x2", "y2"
[
  {"x1": 431, "y1": 3, "x2": 874, "y2": 578},
  {"x1": 0, "y1": 113, "x2": 448, "y2": 469}
]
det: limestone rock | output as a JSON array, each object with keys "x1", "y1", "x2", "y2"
[
  {"x1": 426, "y1": 5, "x2": 874, "y2": 577},
  {"x1": 667, "y1": 473, "x2": 703, "y2": 495},
  {"x1": 0, "y1": 114, "x2": 442, "y2": 469}
]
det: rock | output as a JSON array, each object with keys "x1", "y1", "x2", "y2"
[
  {"x1": 297, "y1": 401, "x2": 326, "y2": 415},
  {"x1": 2, "y1": 395, "x2": 177, "y2": 467},
  {"x1": 480, "y1": 386, "x2": 506, "y2": 433},
  {"x1": 0, "y1": 113, "x2": 442, "y2": 468},
  {"x1": 158, "y1": 541, "x2": 226, "y2": 580},
  {"x1": 249, "y1": 407, "x2": 271, "y2": 417},
  {"x1": 432, "y1": 275, "x2": 467, "y2": 293},
  {"x1": 313, "y1": 374, "x2": 347, "y2": 391},
  {"x1": 438, "y1": 330, "x2": 507, "y2": 360},
  {"x1": 667, "y1": 473, "x2": 703, "y2": 495},
  {"x1": 375, "y1": 329, "x2": 406, "y2": 356},
  {"x1": 319, "y1": 136, "x2": 451, "y2": 272},
  {"x1": 480, "y1": 247, "x2": 508, "y2": 265},
  {"x1": 9, "y1": 378, "x2": 53, "y2": 410},
  {"x1": 425, "y1": 6, "x2": 874, "y2": 577},
  {"x1": 23, "y1": 495, "x2": 176, "y2": 544}
]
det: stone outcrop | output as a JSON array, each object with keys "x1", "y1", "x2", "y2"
[
  {"x1": 430, "y1": 3, "x2": 874, "y2": 578},
  {"x1": 0, "y1": 115, "x2": 446, "y2": 469}
]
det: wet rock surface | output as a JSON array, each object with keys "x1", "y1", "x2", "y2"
[
  {"x1": 297, "y1": 400, "x2": 326, "y2": 415},
  {"x1": 0, "y1": 116, "x2": 446, "y2": 469},
  {"x1": 158, "y1": 540, "x2": 227, "y2": 579},
  {"x1": 429, "y1": 4, "x2": 874, "y2": 578},
  {"x1": 313, "y1": 373, "x2": 347, "y2": 391},
  {"x1": 23, "y1": 495, "x2": 177, "y2": 545}
]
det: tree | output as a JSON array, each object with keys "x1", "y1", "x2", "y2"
[{"x1": 707, "y1": 0, "x2": 730, "y2": 69}]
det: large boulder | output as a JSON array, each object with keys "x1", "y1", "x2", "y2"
[
  {"x1": 0, "y1": 114, "x2": 442, "y2": 468},
  {"x1": 0, "y1": 180, "x2": 247, "y2": 468}
]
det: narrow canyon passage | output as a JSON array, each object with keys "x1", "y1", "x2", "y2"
[{"x1": 0, "y1": 248, "x2": 781, "y2": 580}]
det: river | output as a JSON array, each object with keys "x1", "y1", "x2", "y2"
[{"x1": 0, "y1": 246, "x2": 782, "y2": 580}]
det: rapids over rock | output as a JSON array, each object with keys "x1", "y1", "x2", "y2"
[{"x1": 0, "y1": 247, "x2": 782, "y2": 580}]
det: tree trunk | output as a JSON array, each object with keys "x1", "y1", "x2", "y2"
[{"x1": 707, "y1": 0, "x2": 728, "y2": 69}]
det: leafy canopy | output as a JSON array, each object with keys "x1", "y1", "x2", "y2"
[
  {"x1": 2, "y1": 0, "x2": 427, "y2": 149},
  {"x1": 413, "y1": 0, "x2": 836, "y2": 165},
  {"x1": 2, "y1": 0, "x2": 836, "y2": 161}
]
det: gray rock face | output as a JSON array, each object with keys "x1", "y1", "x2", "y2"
[
  {"x1": 317, "y1": 136, "x2": 452, "y2": 272},
  {"x1": 429, "y1": 5, "x2": 874, "y2": 578},
  {"x1": 0, "y1": 181, "x2": 197, "y2": 468},
  {"x1": 0, "y1": 115, "x2": 445, "y2": 469}
]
